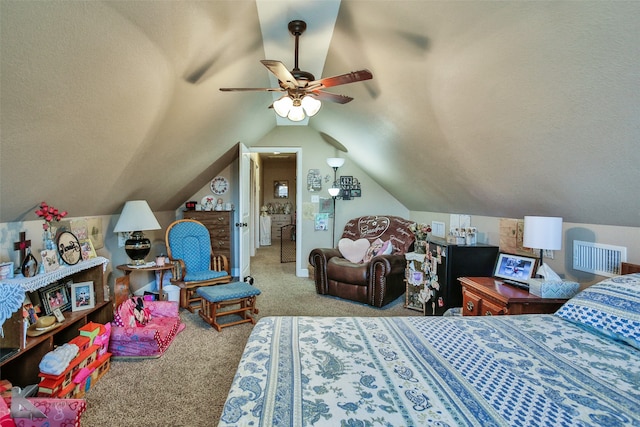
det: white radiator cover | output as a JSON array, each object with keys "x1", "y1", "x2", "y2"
[{"x1": 573, "y1": 240, "x2": 627, "y2": 277}]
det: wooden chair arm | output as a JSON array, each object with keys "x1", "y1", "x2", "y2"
[
  {"x1": 168, "y1": 258, "x2": 186, "y2": 281},
  {"x1": 210, "y1": 254, "x2": 229, "y2": 273}
]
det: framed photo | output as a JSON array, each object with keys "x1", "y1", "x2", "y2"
[
  {"x1": 340, "y1": 176, "x2": 353, "y2": 186},
  {"x1": 493, "y1": 253, "x2": 538, "y2": 284},
  {"x1": 71, "y1": 281, "x2": 95, "y2": 312},
  {"x1": 350, "y1": 188, "x2": 362, "y2": 198},
  {"x1": 40, "y1": 249, "x2": 60, "y2": 272},
  {"x1": 38, "y1": 282, "x2": 71, "y2": 315},
  {"x1": 80, "y1": 239, "x2": 97, "y2": 261},
  {"x1": 52, "y1": 308, "x2": 66, "y2": 323}
]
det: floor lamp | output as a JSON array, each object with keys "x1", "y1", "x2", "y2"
[{"x1": 326, "y1": 157, "x2": 345, "y2": 247}]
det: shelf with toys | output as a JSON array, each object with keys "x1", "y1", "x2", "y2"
[{"x1": 0, "y1": 257, "x2": 113, "y2": 387}]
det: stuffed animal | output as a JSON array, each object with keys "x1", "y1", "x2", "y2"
[{"x1": 129, "y1": 297, "x2": 151, "y2": 327}]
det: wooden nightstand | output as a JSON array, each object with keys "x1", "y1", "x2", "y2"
[{"x1": 458, "y1": 277, "x2": 568, "y2": 316}]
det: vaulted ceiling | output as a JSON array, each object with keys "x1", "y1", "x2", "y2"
[{"x1": 1, "y1": 1, "x2": 639, "y2": 227}]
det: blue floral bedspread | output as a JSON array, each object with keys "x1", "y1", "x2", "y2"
[{"x1": 218, "y1": 315, "x2": 640, "y2": 426}]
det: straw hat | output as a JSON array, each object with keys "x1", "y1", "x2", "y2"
[{"x1": 27, "y1": 315, "x2": 61, "y2": 337}]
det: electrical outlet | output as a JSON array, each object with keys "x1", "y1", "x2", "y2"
[
  {"x1": 118, "y1": 232, "x2": 128, "y2": 248},
  {"x1": 543, "y1": 249, "x2": 554, "y2": 260}
]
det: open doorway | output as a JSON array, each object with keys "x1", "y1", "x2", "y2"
[{"x1": 248, "y1": 147, "x2": 303, "y2": 276}]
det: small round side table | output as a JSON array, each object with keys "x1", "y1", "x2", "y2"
[{"x1": 116, "y1": 263, "x2": 173, "y2": 301}]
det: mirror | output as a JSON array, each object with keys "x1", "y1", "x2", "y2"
[{"x1": 274, "y1": 180, "x2": 289, "y2": 198}]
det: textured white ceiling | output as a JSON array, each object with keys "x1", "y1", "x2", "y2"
[{"x1": 1, "y1": 1, "x2": 639, "y2": 226}]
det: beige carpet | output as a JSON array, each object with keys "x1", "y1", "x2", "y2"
[{"x1": 82, "y1": 244, "x2": 419, "y2": 427}]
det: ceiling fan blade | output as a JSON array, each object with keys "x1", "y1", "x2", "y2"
[
  {"x1": 308, "y1": 69, "x2": 373, "y2": 90},
  {"x1": 310, "y1": 91, "x2": 353, "y2": 104},
  {"x1": 261, "y1": 60, "x2": 300, "y2": 89},
  {"x1": 219, "y1": 87, "x2": 284, "y2": 92},
  {"x1": 319, "y1": 132, "x2": 348, "y2": 153}
]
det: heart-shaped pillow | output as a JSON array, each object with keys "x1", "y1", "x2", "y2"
[{"x1": 338, "y1": 238, "x2": 371, "y2": 263}]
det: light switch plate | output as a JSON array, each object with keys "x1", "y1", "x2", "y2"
[{"x1": 311, "y1": 195, "x2": 319, "y2": 203}]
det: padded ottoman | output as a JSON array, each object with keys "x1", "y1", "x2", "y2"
[{"x1": 196, "y1": 282, "x2": 260, "y2": 331}]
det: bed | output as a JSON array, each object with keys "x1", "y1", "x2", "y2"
[{"x1": 219, "y1": 271, "x2": 640, "y2": 426}]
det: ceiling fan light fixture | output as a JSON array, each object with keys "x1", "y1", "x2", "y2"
[
  {"x1": 273, "y1": 96, "x2": 293, "y2": 118},
  {"x1": 301, "y1": 95, "x2": 321, "y2": 116},
  {"x1": 287, "y1": 104, "x2": 305, "y2": 122}
]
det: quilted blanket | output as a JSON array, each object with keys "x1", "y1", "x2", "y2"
[{"x1": 219, "y1": 315, "x2": 640, "y2": 426}]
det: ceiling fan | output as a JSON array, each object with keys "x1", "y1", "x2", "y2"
[{"x1": 220, "y1": 20, "x2": 373, "y2": 121}]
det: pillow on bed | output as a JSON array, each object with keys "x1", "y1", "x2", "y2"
[{"x1": 555, "y1": 273, "x2": 640, "y2": 350}]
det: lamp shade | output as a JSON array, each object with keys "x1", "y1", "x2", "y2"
[
  {"x1": 326, "y1": 158, "x2": 345, "y2": 168},
  {"x1": 301, "y1": 95, "x2": 321, "y2": 116},
  {"x1": 523, "y1": 216, "x2": 563, "y2": 250},
  {"x1": 113, "y1": 200, "x2": 161, "y2": 233},
  {"x1": 328, "y1": 187, "x2": 341, "y2": 197},
  {"x1": 287, "y1": 105, "x2": 305, "y2": 122},
  {"x1": 273, "y1": 96, "x2": 293, "y2": 118}
]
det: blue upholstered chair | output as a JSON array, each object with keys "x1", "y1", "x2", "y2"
[{"x1": 165, "y1": 219, "x2": 232, "y2": 312}]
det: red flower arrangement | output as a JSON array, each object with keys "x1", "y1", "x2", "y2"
[{"x1": 35, "y1": 202, "x2": 68, "y2": 231}]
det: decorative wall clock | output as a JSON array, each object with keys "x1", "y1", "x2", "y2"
[
  {"x1": 210, "y1": 176, "x2": 229, "y2": 195},
  {"x1": 57, "y1": 231, "x2": 81, "y2": 265}
]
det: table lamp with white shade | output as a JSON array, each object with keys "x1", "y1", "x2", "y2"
[
  {"x1": 113, "y1": 200, "x2": 161, "y2": 265},
  {"x1": 523, "y1": 216, "x2": 563, "y2": 277}
]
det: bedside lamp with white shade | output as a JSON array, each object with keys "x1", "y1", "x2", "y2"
[
  {"x1": 523, "y1": 216, "x2": 563, "y2": 277},
  {"x1": 114, "y1": 200, "x2": 161, "y2": 265}
]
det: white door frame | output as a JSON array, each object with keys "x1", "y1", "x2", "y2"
[{"x1": 248, "y1": 146, "x2": 304, "y2": 277}]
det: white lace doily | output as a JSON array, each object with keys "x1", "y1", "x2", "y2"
[{"x1": 0, "y1": 257, "x2": 109, "y2": 329}]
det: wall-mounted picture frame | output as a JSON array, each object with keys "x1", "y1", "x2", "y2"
[
  {"x1": 71, "y1": 281, "x2": 95, "y2": 312},
  {"x1": 350, "y1": 188, "x2": 362, "y2": 198},
  {"x1": 274, "y1": 180, "x2": 289, "y2": 198},
  {"x1": 38, "y1": 281, "x2": 71, "y2": 315},
  {"x1": 40, "y1": 249, "x2": 60, "y2": 273}
]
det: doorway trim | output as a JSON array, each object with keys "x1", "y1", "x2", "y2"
[{"x1": 249, "y1": 146, "x2": 304, "y2": 277}]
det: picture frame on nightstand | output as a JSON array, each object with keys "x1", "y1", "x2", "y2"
[{"x1": 493, "y1": 253, "x2": 538, "y2": 284}]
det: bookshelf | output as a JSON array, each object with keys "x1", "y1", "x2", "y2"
[{"x1": 0, "y1": 257, "x2": 112, "y2": 387}]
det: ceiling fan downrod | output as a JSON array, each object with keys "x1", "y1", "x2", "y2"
[{"x1": 288, "y1": 20, "x2": 306, "y2": 72}]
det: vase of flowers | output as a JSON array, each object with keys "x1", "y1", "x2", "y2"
[
  {"x1": 410, "y1": 223, "x2": 432, "y2": 254},
  {"x1": 35, "y1": 201, "x2": 67, "y2": 250}
]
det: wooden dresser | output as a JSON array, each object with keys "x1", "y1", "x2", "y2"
[
  {"x1": 270, "y1": 214, "x2": 292, "y2": 239},
  {"x1": 459, "y1": 276, "x2": 568, "y2": 316},
  {"x1": 183, "y1": 210, "x2": 234, "y2": 268}
]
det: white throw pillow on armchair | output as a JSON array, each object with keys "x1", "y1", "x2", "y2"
[{"x1": 338, "y1": 238, "x2": 371, "y2": 263}]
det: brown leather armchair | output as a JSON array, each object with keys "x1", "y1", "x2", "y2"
[{"x1": 309, "y1": 215, "x2": 415, "y2": 307}]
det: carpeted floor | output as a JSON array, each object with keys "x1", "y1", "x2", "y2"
[{"x1": 82, "y1": 243, "x2": 418, "y2": 427}]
